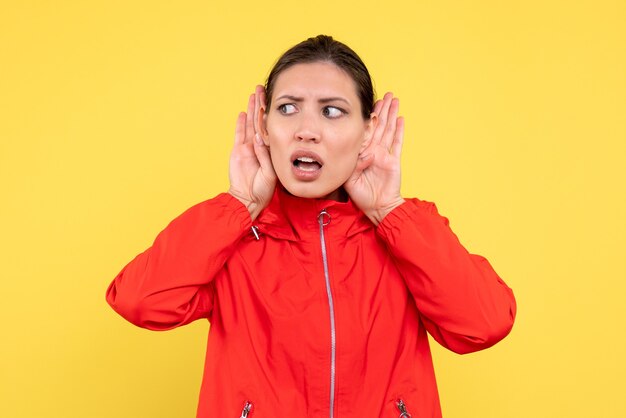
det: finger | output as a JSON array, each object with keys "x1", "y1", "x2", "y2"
[
  {"x1": 260, "y1": 86, "x2": 267, "y2": 110},
  {"x1": 382, "y1": 98, "x2": 399, "y2": 150},
  {"x1": 234, "y1": 112, "x2": 246, "y2": 144},
  {"x1": 244, "y1": 94, "x2": 255, "y2": 143},
  {"x1": 391, "y1": 116, "x2": 404, "y2": 159},
  {"x1": 253, "y1": 85, "x2": 264, "y2": 134},
  {"x1": 372, "y1": 93, "x2": 393, "y2": 145},
  {"x1": 376, "y1": 92, "x2": 392, "y2": 122},
  {"x1": 253, "y1": 134, "x2": 275, "y2": 175},
  {"x1": 373, "y1": 99, "x2": 383, "y2": 116}
]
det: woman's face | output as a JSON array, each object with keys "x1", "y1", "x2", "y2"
[{"x1": 261, "y1": 61, "x2": 375, "y2": 201}]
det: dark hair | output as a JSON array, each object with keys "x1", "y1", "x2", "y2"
[{"x1": 265, "y1": 35, "x2": 375, "y2": 120}]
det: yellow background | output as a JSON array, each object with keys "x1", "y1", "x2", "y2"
[{"x1": 1, "y1": 1, "x2": 624, "y2": 417}]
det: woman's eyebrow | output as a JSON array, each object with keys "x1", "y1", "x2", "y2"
[
  {"x1": 275, "y1": 94, "x2": 350, "y2": 105},
  {"x1": 275, "y1": 95, "x2": 303, "y2": 102},
  {"x1": 318, "y1": 97, "x2": 350, "y2": 105}
]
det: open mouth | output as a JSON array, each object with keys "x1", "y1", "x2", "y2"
[
  {"x1": 293, "y1": 156, "x2": 322, "y2": 171},
  {"x1": 290, "y1": 150, "x2": 324, "y2": 180}
]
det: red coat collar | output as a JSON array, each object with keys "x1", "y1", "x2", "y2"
[{"x1": 254, "y1": 184, "x2": 373, "y2": 241}]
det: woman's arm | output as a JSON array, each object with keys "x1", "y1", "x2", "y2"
[
  {"x1": 107, "y1": 87, "x2": 274, "y2": 330},
  {"x1": 345, "y1": 93, "x2": 515, "y2": 353},
  {"x1": 376, "y1": 199, "x2": 516, "y2": 354},
  {"x1": 105, "y1": 193, "x2": 252, "y2": 330}
]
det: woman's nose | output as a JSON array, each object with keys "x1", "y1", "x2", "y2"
[{"x1": 295, "y1": 113, "x2": 320, "y2": 142}]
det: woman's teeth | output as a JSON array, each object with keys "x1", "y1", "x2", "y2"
[{"x1": 294, "y1": 157, "x2": 321, "y2": 171}]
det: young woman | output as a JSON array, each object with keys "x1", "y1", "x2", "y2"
[{"x1": 106, "y1": 35, "x2": 516, "y2": 418}]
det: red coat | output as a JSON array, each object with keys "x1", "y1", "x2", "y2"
[{"x1": 106, "y1": 186, "x2": 516, "y2": 417}]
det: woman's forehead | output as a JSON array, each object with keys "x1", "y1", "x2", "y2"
[{"x1": 272, "y1": 62, "x2": 359, "y2": 102}]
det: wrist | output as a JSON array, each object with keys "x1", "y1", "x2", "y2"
[
  {"x1": 366, "y1": 198, "x2": 405, "y2": 226},
  {"x1": 228, "y1": 191, "x2": 262, "y2": 221}
]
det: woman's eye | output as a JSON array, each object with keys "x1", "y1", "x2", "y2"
[
  {"x1": 278, "y1": 104, "x2": 297, "y2": 114},
  {"x1": 322, "y1": 106, "x2": 344, "y2": 119}
]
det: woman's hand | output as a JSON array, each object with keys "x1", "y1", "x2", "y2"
[
  {"x1": 228, "y1": 86, "x2": 276, "y2": 221},
  {"x1": 344, "y1": 92, "x2": 405, "y2": 225}
]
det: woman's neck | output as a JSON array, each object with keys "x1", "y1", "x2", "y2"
[{"x1": 323, "y1": 187, "x2": 349, "y2": 202}]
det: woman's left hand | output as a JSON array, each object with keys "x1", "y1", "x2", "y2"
[{"x1": 344, "y1": 92, "x2": 406, "y2": 225}]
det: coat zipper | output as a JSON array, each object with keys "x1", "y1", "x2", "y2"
[
  {"x1": 318, "y1": 209, "x2": 336, "y2": 418},
  {"x1": 240, "y1": 400, "x2": 253, "y2": 417},
  {"x1": 396, "y1": 399, "x2": 412, "y2": 418}
]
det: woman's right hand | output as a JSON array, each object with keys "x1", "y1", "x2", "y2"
[{"x1": 228, "y1": 85, "x2": 276, "y2": 221}]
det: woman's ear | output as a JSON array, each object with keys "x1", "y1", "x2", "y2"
[
  {"x1": 257, "y1": 104, "x2": 270, "y2": 146},
  {"x1": 360, "y1": 112, "x2": 378, "y2": 153}
]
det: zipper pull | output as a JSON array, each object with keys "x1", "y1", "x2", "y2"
[
  {"x1": 318, "y1": 209, "x2": 331, "y2": 226},
  {"x1": 240, "y1": 401, "x2": 253, "y2": 418},
  {"x1": 251, "y1": 225, "x2": 260, "y2": 240},
  {"x1": 396, "y1": 399, "x2": 412, "y2": 418}
]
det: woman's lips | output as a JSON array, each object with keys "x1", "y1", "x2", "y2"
[
  {"x1": 290, "y1": 150, "x2": 323, "y2": 181},
  {"x1": 291, "y1": 161, "x2": 322, "y2": 181}
]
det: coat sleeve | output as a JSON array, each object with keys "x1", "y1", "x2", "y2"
[
  {"x1": 376, "y1": 198, "x2": 516, "y2": 354},
  {"x1": 105, "y1": 193, "x2": 252, "y2": 331}
]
